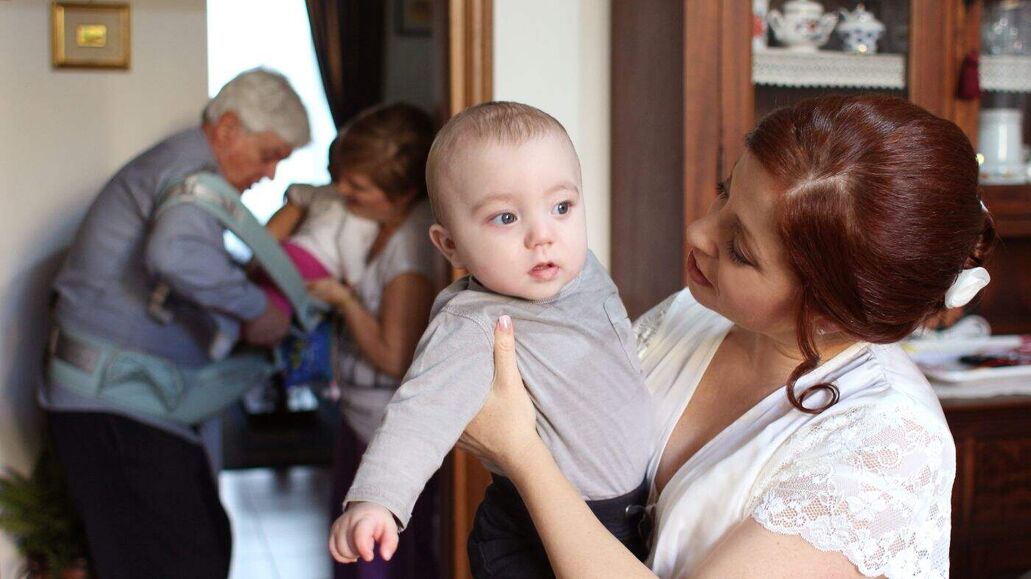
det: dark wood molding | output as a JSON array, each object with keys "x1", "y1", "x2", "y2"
[
  {"x1": 610, "y1": 0, "x2": 686, "y2": 318},
  {"x1": 447, "y1": 0, "x2": 492, "y2": 115},
  {"x1": 442, "y1": 2, "x2": 493, "y2": 577},
  {"x1": 683, "y1": 0, "x2": 721, "y2": 248},
  {"x1": 909, "y1": 0, "x2": 956, "y2": 120},
  {"x1": 718, "y1": 0, "x2": 753, "y2": 182}
]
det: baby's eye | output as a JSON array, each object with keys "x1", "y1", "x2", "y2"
[
  {"x1": 490, "y1": 212, "x2": 517, "y2": 225},
  {"x1": 553, "y1": 201, "x2": 571, "y2": 215}
]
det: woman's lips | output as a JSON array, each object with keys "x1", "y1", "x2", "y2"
[
  {"x1": 530, "y1": 262, "x2": 560, "y2": 281},
  {"x1": 687, "y1": 250, "x2": 713, "y2": 288}
]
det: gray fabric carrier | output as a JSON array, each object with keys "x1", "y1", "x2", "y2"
[{"x1": 46, "y1": 172, "x2": 327, "y2": 425}]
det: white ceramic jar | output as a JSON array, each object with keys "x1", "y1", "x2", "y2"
[
  {"x1": 837, "y1": 3, "x2": 886, "y2": 54},
  {"x1": 979, "y1": 108, "x2": 1027, "y2": 184}
]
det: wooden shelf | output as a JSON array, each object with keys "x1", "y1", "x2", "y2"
[
  {"x1": 983, "y1": 183, "x2": 1031, "y2": 237},
  {"x1": 752, "y1": 47, "x2": 905, "y2": 90},
  {"x1": 981, "y1": 55, "x2": 1031, "y2": 93}
]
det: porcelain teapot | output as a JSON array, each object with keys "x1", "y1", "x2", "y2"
[
  {"x1": 837, "y1": 3, "x2": 886, "y2": 54},
  {"x1": 768, "y1": 0, "x2": 839, "y2": 52}
]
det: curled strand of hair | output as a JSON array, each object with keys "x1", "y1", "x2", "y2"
[
  {"x1": 963, "y1": 207, "x2": 997, "y2": 270},
  {"x1": 786, "y1": 291, "x2": 840, "y2": 414}
]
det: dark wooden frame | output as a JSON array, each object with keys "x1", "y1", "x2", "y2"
[{"x1": 439, "y1": 2, "x2": 492, "y2": 577}]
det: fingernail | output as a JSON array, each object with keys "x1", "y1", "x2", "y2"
[{"x1": 498, "y1": 315, "x2": 512, "y2": 331}]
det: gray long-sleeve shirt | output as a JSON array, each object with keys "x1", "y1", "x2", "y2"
[
  {"x1": 38, "y1": 128, "x2": 267, "y2": 441},
  {"x1": 345, "y1": 251, "x2": 653, "y2": 528}
]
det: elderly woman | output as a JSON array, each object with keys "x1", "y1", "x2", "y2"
[
  {"x1": 286, "y1": 103, "x2": 443, "y2": 579},
  {"x1": 461, "y1": 95, "x2": 993, "y2": 579}
]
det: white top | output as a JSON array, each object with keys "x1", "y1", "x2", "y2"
[
  {"x1": 286, "y1": 184, "x2": 378, "y2": 286},
  {"x1": 633, "y1": 289, "x2": 955, "y2": 579},
  {"x1": 336, "y1": 200, "x2": 442, "y2": 441}
]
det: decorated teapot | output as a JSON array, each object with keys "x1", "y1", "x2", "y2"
[
  {"x1": 767, "y1": 0, "x2": 839, "y2": 52},
  {"x1": 837, "y1": 3, "x2": 886, "y2": 54}
]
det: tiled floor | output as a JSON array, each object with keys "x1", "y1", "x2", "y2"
[{"x1": 221, "y1": 466, "x2": 334, "y2": 579}]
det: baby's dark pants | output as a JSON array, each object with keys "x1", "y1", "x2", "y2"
[{"x1": 467, "y1": 475, "x2": 649, "y2": 579}]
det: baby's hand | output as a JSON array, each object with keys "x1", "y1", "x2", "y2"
[{"x1": 328, "y1": 502, "x2": 399, "y2": 564}]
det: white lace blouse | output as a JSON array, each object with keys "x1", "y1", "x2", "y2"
[{"x1": 633, "y1": 289, "x2": 955, "y2": 579}]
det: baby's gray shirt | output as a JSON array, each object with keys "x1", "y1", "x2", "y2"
[{"x1": 345, "y1": 251, "x2": 653, "y2": 528}]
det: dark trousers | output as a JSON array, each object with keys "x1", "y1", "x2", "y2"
[
  {"x1": 49, "y1": 411, "x2": 232, "y2": 579},
  {"x1": 468, "y1": 476, "x2": 649, "y2": 579},
  {"x1": 330, "y1": 420, "x2": 441, "y2": 579}
]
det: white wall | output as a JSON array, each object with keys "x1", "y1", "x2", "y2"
[
  {"x1": 493, "y1": 0, "x2": 611, "y2": 267},
  {"x1": 0, "y1": 0, "x2": 208, "y2": 574}
]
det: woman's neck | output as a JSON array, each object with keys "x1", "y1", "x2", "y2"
[{"x1": 729, "y1": 326, "x2": 858, "y2": 385}]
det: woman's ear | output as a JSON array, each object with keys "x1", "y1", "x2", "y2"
[{"x1": 429, "y1": 224, "x2": 464, "y2": 269}]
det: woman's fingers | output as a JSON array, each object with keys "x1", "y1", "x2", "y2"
[{"x1": 492, "y1": 315, "x2": 519, "y2": 391}]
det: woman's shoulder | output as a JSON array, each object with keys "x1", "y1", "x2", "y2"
[
  {"x1": 750, "y1": 376, "x2": 955, "y2": 578},
  {"x1": 826, "y1": 341, "x2": 950, "y2": 429},
  {"x1": 633, "y1": 288, "x2": 731, "y2": 361}
]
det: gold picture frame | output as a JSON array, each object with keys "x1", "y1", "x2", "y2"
[{"x1": 51, "y1": 2, "x2": 131, "y2": 70}]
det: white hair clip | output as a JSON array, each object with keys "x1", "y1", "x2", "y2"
[
  {"x1": 980, "y1": 199, "x2": 988, "y2": 213},
  {"x1": 944, "y1": 266, "x2": 991, "y2": 309}
]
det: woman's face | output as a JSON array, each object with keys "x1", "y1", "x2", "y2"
[
  {"x1": 333, "y1": 171, "x2": 413, "y2": 225},
  {"x1": 684, "y1": 151, "x2": 800, "y2": 341}
]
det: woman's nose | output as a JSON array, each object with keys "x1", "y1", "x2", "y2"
[{"x1": 684, "y1": 209, "x2": 719, "y2": 257}]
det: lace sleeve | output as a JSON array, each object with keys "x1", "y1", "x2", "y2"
[
  {"x1": 748, "y1": 403, "x2": 956, "y2": 579},
  {"x1": 632, "y1": 293, "x2": 679, "y2": 359}
]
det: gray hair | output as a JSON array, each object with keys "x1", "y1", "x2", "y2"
[{"x1": 204, "y1": 68, "x2": 311, "y2": 148}]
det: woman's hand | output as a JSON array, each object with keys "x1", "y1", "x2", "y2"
[
  {"x1": 307, "y1": 278, "x2": 355, "y2": 309},
  {"x1": 458, "y1": 315, "x2": 541, "y2": 472}
]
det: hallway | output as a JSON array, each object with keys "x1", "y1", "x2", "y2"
[{"x1": 222, "y1": 466, "x2": 333, "y2": 579}]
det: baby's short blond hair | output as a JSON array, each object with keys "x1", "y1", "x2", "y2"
[{"x1": 426, "y1": 101, "x2": 577, "y2": 224}]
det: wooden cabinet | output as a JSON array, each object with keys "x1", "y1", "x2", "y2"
[
  {"x1": 944, "y1": 396, "x2": 1031, "y2": 579},
  {"x1": 612, "y1": 0, "x2": 1031, "y2": 331}
]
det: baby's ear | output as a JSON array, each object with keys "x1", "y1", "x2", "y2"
[{"x1": 428, "y1": 224, "x2": 464, "y2": 269}]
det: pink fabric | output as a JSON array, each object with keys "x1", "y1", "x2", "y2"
[{"x1": 259, "y1": 241, "x2": 333, "y2": 316}]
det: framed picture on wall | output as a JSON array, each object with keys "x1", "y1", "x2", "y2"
[
  {"x1": 395, "y1": 0, "x2": 432, "y2": 37},
  {"x1": 51, "y1": 2, "x2": 131, "y2": 70}
]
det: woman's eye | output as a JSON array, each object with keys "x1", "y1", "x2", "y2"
[
  {"x1": 491, "y1": 212, "x2": 517, "y2": 225},
  {"x1": 726, "y1": 240, "x2": 750, "y2": 266},
  {"x1": 553, "y1": 201, "x2": 571, "y2": 215},
  {"x1": 716, "y1": 181, "x2": 729, "y2": 200}
]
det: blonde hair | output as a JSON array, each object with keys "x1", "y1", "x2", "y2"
[{"x1": 426, "y1": 101, "x2": 577, "y2": 223}]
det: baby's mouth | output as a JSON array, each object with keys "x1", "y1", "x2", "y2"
[{"x1": 529, "y1": 262, "x2": 560, "y2": 281}]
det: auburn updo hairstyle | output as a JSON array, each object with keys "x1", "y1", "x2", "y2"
[{"x1": 746, "y1": 94, "x2": 996, "y2": 413}]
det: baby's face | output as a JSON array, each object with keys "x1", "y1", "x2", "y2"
[{"x1": 434, "y1": 132, "x2": 588, "y2": 301}]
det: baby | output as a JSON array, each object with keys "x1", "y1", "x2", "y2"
[
  {"x1": 330, "y1": 102, "x2": 653, "y2": 576},
  {"x1": 261, "y1": 132, "x2": 379, "y2": 317}
]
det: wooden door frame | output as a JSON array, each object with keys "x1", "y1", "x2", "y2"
[{"x1": 441, "y1": 1, "x2": 492, "y2": 577}]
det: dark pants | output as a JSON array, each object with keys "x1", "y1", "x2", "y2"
[
  {"x1": 468, "y1": 476, "x2": 649, "y2": 579},
  {"x1": 49, "y1": 411, "x2": 232, "y2": 579},
  {"x1": 330, "y1": 420, "x2": 441, "y2": 579}
]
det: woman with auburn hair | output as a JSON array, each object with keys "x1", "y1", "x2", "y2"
[{"x1": 458, "y1": 95, "x2": 994, "y2": 579}]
